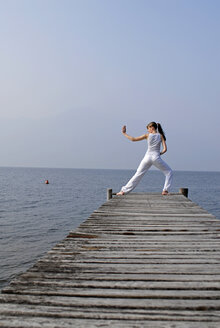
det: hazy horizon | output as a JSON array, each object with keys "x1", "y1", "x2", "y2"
[{"x1": 0, "y1": 165, "x2": 219, "y2": 173}]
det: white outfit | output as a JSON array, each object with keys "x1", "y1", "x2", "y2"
[{"x1": 121, "y1": 133, "x2": 173, "y2": 194}]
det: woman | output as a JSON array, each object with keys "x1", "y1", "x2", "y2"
[{"x1": 117, "y1": 122, "x2": 173, "y2": 195}]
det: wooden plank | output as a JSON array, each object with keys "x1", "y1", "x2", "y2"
[
  {"x1": 14, "y1": 271, "x2": 220, "y2": 282},
  {"x1": 34, "y1": 258, "x2": 220, "y2": 265},
  {"x1": 1, "y1": 317, "x2": 220, "y2": 328},
  {"x1": 3, "y1": 286, "x2": 220, "y2": 299},
  {"x1": 1, "y1": 303, "x2": 220, "y2": 322},
  {"x1": 1, "y1": 293, "x2": 220, "y2": 309},
  {"x1": 8, "y1": 279, "x2": 220, "y2": 291},
  {"x1": 47, "y1": 251, "x2": 220, "y2": 258}
]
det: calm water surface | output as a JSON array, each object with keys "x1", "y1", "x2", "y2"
[{"x1": 0, "y1": 167, "x2": 219, "y2": 290}]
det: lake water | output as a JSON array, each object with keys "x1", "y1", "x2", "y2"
[{"x1": 0, "y1": 167, "x2": 219, "y2": 290}]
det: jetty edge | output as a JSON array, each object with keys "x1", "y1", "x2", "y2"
[{"x1": 1, "y1": 190, "x2": 220, "y2": 327}]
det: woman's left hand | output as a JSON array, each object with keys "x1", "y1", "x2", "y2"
[{"x1": 122, "y1": 125, "x2": 126, "y2": 134}]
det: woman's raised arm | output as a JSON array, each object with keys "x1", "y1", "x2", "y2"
[{"x1": 122, "y1": 125, "x2": 147, "y2": 142}]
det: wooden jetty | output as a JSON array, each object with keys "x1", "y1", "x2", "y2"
[{"x1": 1, "y1": 191, "x2": 220, "y2": 327}]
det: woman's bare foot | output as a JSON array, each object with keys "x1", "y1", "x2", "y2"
[
  {"x1": 116, "y1": 191, "x2": 124, "y2": 196},
  {"x1": 162, "y1": 190, "x2": 169, "y2": 195}
]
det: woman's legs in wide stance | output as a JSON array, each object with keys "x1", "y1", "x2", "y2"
[{"x1": 117, "y1": 154, "x2": 173, "y2": 195}]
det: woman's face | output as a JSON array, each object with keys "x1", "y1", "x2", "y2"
[{"x1": 147, "y1": 125, "x2": 155, "y2": 133}]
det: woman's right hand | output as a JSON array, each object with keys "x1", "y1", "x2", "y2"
[{"x1": 122, "y1": 125, "x2": 126, "y2": 134}]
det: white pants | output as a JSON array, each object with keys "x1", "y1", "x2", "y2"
[{"x1": 121, "y1": 152, "x2": 173, "y2": 194}]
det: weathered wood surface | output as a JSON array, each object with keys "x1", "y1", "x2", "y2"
[{"x1": 1, "y1": 192, "x2": 220, "y2": 327}]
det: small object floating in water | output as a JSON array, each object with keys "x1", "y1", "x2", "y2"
[{"x1": 45, "y1": 180, "x2": 49, "y2": 184}]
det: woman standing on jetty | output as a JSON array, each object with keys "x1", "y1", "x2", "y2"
[{"x1": 117, "y1": 122, "x2": 173, "y2": 195}]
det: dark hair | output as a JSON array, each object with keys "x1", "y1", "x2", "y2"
[
  {"x1": 157, "y1": 123, "x2": 166, "y2": 141},
  {"x1": 147, "y1": 121, "x2": 166, "y2": 141}
]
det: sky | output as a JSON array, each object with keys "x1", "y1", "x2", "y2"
[{"x1": 0, "y1": 0, "x2": 219, "y2": 171}]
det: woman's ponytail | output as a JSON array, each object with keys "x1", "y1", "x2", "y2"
[{"x1": 157, "y1": 123, "x2": 166, "y2": 141}]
